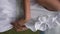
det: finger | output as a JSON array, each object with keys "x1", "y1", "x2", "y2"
[
  {"x1": 11, "y1": 22, "x2": 21, "y2": 29},
  {"x1": 16, "y1": 24, "x2": 27, "y2": 31}
]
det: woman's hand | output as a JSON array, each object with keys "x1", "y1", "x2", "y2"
[
  {"x1": 36, "y1": 0, "x2": 60, "y2": 11},
  {"x1": 12, "y1": 19, "x2": 28, "y2": 32}
]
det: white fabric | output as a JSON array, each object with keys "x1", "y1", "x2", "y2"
[
  {"x1": 0, "y1": 0, "x2": 16, "y2": 32},
  {"x1": 25, "y1": 0, "x2": 60, "y2": 32}
]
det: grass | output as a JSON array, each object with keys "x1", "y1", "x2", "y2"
[{"x1": 0, "y1": 29, "x2": 39, "y2": 34}]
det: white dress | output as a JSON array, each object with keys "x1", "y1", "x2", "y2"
[
  {"x1": 0, "y1": 0, "x2": 16, "y2": 32},
  {"x1": 25, "y1": 0, "x2": 60, "y2": 33}
]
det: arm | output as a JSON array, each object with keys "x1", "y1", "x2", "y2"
[
  {"x1": 12, "y1": 0, "x2": 30, "y2": 32},
  {"x1": 36, "y1": 0, "x2": 60, "y2": 11}
]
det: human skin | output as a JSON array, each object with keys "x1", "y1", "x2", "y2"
[{"x1": 36, "y1": 0, "x2": 60, "y2": 11}]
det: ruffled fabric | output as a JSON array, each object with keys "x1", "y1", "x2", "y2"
[{"x1": 25, "y1": 0, "x2": 60, "y2": 32}]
